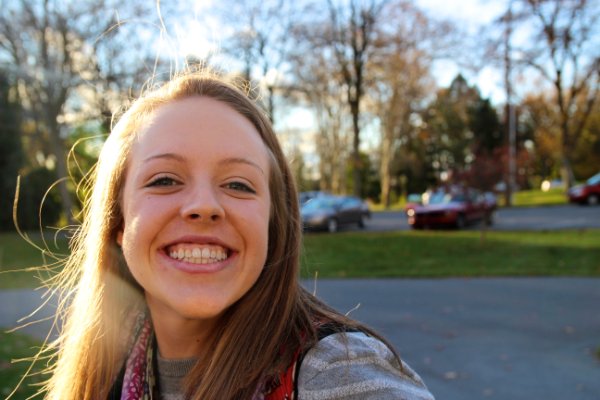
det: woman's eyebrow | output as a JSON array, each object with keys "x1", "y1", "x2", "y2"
[
  {"x1": 219, "y1": 157, "x2": 266, "y2": 176},
  {"x1": 143, "y1": 153, "x2": 185, "y2": 163},
  {"x1": 142, "y1": 153, "x2": 265, "y2": 176}
]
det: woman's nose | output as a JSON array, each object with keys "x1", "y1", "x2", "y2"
[{"x1": 180, "y1": 185, "x2": 225, "y2": 222}]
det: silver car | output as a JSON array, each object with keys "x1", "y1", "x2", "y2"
[{"x1": 300, "y1": 195, "x2": 370, "y2": 233}]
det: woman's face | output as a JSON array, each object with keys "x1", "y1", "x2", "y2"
[{"x1": 118, "y1": 96, "x2": 271, "y2": 324}]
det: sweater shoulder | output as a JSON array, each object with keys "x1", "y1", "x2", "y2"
[{"x1": 297, "y1": 332, "x2": 434, "y2": 400}]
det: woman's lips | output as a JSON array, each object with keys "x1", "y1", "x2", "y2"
[
  {"x1": 159, "y1": 236, "x2": 236, "y2": 273},
  {"x1": 160, "y1": 250, "x2": 235, "y2": 274}
]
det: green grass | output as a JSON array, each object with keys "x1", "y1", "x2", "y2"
[
  {"x1": 301, "y1": 229, "x2": 600, "y2": 278},
  {"x1": 0, "y1": 232, "x2": 68, "y2": 289},
  {"x1": 2, "y1": 229, "x2": 599, "y2": 288},
  {"x1": 0, "y1": 330, "x2": 45, "y2": 399},
  {"x1": 510, "y1": 188, "x2": 567, "y2": 207}
]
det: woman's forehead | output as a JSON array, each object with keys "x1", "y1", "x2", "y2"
[{"x1": 128, "y1": 97, "x2": 271, "y2": 170}]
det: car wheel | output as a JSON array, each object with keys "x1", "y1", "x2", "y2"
[
  {"x1": 327, "y1": 218, "x2": 339, "y2": 233},
  {"x1": 358, "y1": 214, "x2": 366, "y2": 228},
  {"x1": 456, "y1": 214, "x2": 466, "y2": 229},
  {"x1": 587, "y1": 194, "x2": 599, "y2": 206}
]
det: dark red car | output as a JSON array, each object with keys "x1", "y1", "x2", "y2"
[
  {"x1": 407, "y1": 187, "x2": 495, "y2": 229},
  {"x1": 568, "y1": 172, "x2": 600, "y2": 205}
]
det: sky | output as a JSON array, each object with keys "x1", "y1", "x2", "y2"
[
  {"x1": 170, "y1": 0, "x2": 512, "y2": 103},
  {"x1": 157, "y1": 0, "x2": 518, "y2": 159},
  {"x1": 416, "y1": 0, "x2": 509, "y2": 103}
]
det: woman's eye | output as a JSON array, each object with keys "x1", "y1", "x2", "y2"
[
  {"x1": 147, "y1": 176, "x2": 179, "y2": 187},
  {"x1": 225, "y1": 181, "x2": 256, "y2": 194}
]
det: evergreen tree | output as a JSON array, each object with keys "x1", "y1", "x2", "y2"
[{"x1": 469, "y1": 98, "x2": 502, "y2": 153}]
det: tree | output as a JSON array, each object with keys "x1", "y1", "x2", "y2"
[
  {"x1": 420, "y1": 75, "x2": 506, "y2": 191},
  {"x1": 292, "y1": 0, "x2": 386, "y2": 197},
  {"x1": 512, "y1": 0, "x2": 600, "y2": 188},
  {"x1": 464, "y1": 98, "x2": 504, "y2": 191},
  {"x1": 371, "y1": 47, "x2": 431, "y2": 207},
  {"x1": 469, "y1": 98, "x2": 503, "y2": 154},
  {"x1": 368, "y1": 0, "x2": 444, "y2": 208},
  {"x1": 521, "y1": 92, "x2": 562, "y2": 179},
  {"x1": 218, "y1": 0, "x2": 296, "y2": 123},
  {"x1": 422, "y1": 75, "x2": 481, "y2": 176},
  {"x1": 290, "y1": 46, "x2": 351, "y2": 194},
  {"x1": 571, "y1": 96, "x2": 600, "y2": 179},
  {"x1": 0, "y1": 0, "x2": 154, "y2": 225},
  {"x1": 522, "y1": 88, "x2": 600, "y2": 181},
  {"x1": 0, "y1": 70, "x2": 24, "y2": 230}
]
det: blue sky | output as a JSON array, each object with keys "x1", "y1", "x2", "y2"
[{"x1": 417, "y1": 0, "x2": 509, "y2": 103}]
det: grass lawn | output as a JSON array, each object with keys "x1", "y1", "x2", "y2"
[
  {"x1": 0, "y1": 232, "x2": 69, "y2": 289},
  {"x1": 2, "y1": 229, "x2": 599, "y2": 288},
  {"x1": 509, "y1": 188, "x2": 567, "y2": 207},
  {"x1": 301, "y1": 229, "x2": 600, "y2": 278},
  {"x1": 0, "y1": 330, "x2": 45, "y2": 399}
]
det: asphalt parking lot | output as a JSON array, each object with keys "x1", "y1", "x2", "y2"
[
  {"x1": 307, "y1": 278, "x2": 600, "y2": 400},
  {"x1": 356, "y1": 204, "x2": 600, "y2": 232},
  {"x1": 2, "y1": 277, "x2": 599, "y2": 400}
]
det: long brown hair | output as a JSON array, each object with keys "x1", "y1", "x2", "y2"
[{"x1": 44, "y1": 71, "x2": 396, "y2": 400}]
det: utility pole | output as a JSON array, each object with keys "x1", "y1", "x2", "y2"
[{"x1": 503, "y1": 0, "x2": 517, "y2": 207}]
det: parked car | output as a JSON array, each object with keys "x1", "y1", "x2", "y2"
[
  {"x1": 568, "y1": 171, "x2": 600, "y2": 205},
  {"x1": 407, "y1": 187, "x2": 495, "y2": 229},
  {"x1": 404, "y1": 193, "x2": 423, "y2": 215},
  {"x1": 300, "y1": 195, "x2": 370, "y2": 232},
  {"x1": 299, "y1": 190, "x2": 327, "y2": 205}
]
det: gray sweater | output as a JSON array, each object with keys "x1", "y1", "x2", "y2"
[
  {"x1": 156, "y1": 332, "x2": 434, "y2": 399},
  {"x1": 297, "y1": 332, "x2": 434, "y2": 399}
]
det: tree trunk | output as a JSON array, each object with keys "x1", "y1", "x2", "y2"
[
  {"x1": 351, "y1": 99, "x2": 361, "y2": 197},
  {"x1": 380, "y1": 126, "x2": 393, "y2": 209},
  {"x1": 48, "y1": 120, "x2": 75, "y2": 226}
]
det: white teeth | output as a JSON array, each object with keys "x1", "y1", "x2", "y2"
[{"x1": 167, "y1": 244, "x2": 228, "y2": 265}]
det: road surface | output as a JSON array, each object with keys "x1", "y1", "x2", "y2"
[
  {"x1": 2, "y1": 278, "x2": 599, "y2": 400},
  {"x1": 353, "y1": 204, "x2": 600, "y2": 232}
]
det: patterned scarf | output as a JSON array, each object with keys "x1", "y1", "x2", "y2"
[
  {"x1": 120, "y1": 316, "x2": 157, "y2": 400},
  {"x1": 118, "y1": 315, "x2": 295, "y2": 400}
]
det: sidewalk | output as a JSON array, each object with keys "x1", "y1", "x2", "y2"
[
  {"x1": 2, "y1": 278, "x2": 600, "y2": 400},
  {"x1": 0, "y1": 288, "x2": 58, "y2": 340}
]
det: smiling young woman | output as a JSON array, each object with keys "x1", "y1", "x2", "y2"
[{"x1": 42, "y1": 71, "x2": 435, "y2": 400}]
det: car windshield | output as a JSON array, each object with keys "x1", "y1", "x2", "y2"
[
  {"x1": 587, "y1": 172, "x2": 600, "y2": 185},
  {"x1": 301, "y1": 197, "x2": 337, "y2": 212},
  {"x1": 427, "y1": 192, "x2": 465, "y2": 205}
]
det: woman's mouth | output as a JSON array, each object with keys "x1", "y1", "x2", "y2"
[{"x1": 166, "y1": 244, "x2": 230, "y2": 265}]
